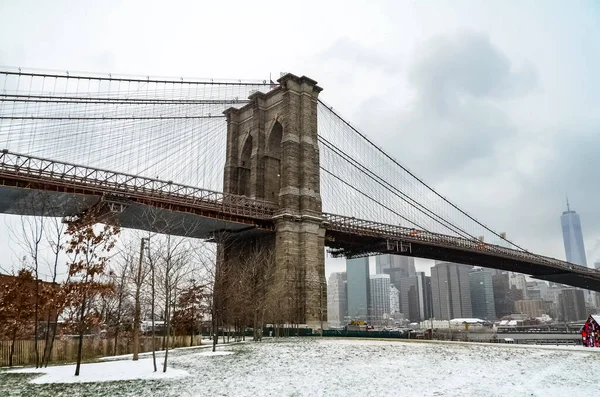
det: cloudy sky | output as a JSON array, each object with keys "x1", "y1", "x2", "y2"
[{"x1": 1, "y1": 0, "x2": 599, "y2": 279}]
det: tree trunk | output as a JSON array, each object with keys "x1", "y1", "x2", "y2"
[
  {"x1": 212, "y1": 307, "x2": 217, "y2": 352},
  {"x1": 162, "y1": 287, "x2": 170, "y2": 372},
  {"x1": 41, "y1": 315, "x2": 52, "y2": 367},
  {"x1": 9, "y1": 331, "x2": 17, "y2": 367},
  {"x1": 34, "y1": 272, "x2": 39, "y2": 368},
  {"x1": 44, "y1": 312, "x2": 59, "y2": 368},
  {"x1": 74, "y1": 295, "x2": 87, "y2": 376}
]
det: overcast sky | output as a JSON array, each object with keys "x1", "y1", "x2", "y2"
[{"x1": 1, "y1": 0, "x2": 599, "y2": 279}]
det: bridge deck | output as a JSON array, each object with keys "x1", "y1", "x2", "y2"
[
  {"x1": 323, "y1": 213, "x2": 600, "y2": 292},
  {"x1": 2, "y1": 150, "x2": 600, "y2": 292}
]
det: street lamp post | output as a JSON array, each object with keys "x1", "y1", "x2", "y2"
[{"x1": 133, "y1": 237, "x2": 149, "y2": 361}]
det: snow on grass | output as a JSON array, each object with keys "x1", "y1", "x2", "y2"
[
  {"x1": 7, "y1": 358, "x2": 189, "y2": 384},
  {"x1": 172, "y1": 338, "x2": 600, "y2": 396},
  {"x1": 196, "y1": 350, "x2": 234, "y2": 356},
  {"x1": 2, "y1": 338, "x2": 599, "y2": 396}
]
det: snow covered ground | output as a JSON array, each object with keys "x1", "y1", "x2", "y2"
[
  {"x1": 1, "y1": 338, "x2": 599, "y2": 396},
  {"x1": 7, "y1": 359, "x2": 188, "y2": 384}
]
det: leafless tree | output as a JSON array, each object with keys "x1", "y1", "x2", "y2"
[
  {"x1": 106, "y1": 252, "x2": 133, "y2": 356},
  {"x1": 7, "y1": 192, "x2": 70, "y2": 368},
  {"x1": 40, "y1": 216, "x2": 66, "y2": 367}
]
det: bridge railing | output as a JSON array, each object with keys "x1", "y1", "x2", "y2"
[
  {"x1": 0, "y1": 150, "x2": 277, "y2": 220},
  {"x1": 323, "y1": 213, "x2": 598, "y2": 276}
]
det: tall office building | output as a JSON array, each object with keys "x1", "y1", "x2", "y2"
[
  {"x1": 431, "y1": 262, "x2": 472, "y2": 320},
  {"x1": 558, "y1": 288, "x2": 587, "y2": 322},
  {"x1": 389, "y1": 284, "x2": 401, "y2": 317},
  {"x1": 327, "y1": 272, "x2": 347, "y2": 328},
  {"x1": 376, "y1": 254, "x2": 416, "y2": 276},
  {"x1": 369, "y1": 274, "x2": 391, "y2": 324},
  {"x1": 469, "y1": 268, "x2": 496, "y2": 321},
  {"x1": 398, "y1": 272, "x2": 433, "y2": 323},
  {"x1": 526, "y1": 281, "x2": 548, "y2": 301},
  {"x1": 346, "y1": 257, "x2": 370, "y2": 321},
  {"x1": 509, "y1": 273, "x2": 528, "y2": 298},
  {"x1": 561, "y1": 200, "x2": 587, "y2": 267},
  {"x1": 491, "y1": 272, "x2": 512, "y2": 318}
]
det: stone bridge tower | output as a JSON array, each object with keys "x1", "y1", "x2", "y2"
[{"x1": 222, "y1": 73, "x2": 326, "y2": 329}]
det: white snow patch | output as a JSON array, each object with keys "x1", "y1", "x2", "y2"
[{"x1": 8, "y1": 358, "x2": 189, "y2": 384}]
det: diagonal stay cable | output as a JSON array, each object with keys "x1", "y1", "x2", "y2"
[{"x1": 318, "y1": 135, "x2": 477, "y2": 240}]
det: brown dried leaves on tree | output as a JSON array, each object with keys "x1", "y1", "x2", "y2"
[{"x1": 62, "y1": 211, "x2": 120, "y2": 375}]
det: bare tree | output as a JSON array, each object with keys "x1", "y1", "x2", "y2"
[
  {"x1": 10, "y1": 212, "x2": 45, "y2": 367},
  {"x1": 142, "y1": 233, "x2": 195, "y2": 372},
  {"x1": 41, "y1": 216, "x2": 66, "y2": 367},
  {"x1": 8, "y1": 192, "x2": 68, "y2": 368},
  {"x1": 106, "y1": 254, "x2": 132, "y2": 357}
]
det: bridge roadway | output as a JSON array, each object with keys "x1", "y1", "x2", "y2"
[{"x1": 2, "y1": 150, "x2": 600, "y2": 292}]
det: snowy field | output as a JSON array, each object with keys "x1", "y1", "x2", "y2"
[{"x1": 1, "y1": 338, "x2": 599, "y2": 396}]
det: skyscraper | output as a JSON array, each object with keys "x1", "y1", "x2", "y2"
[
  {"x1": 558, "y1": 288, "x2": 587, "y2": 322},
  {"x1": 375, "y1": 254, "x2": 416, "y2": 276},
  {"x1": 398, "y1": 272, "x2": 433, "y2": 322},
  {"x1": 369, "y1": 274, "x2": 391, "y2": 324},
  {"x1": 469, "y1": 268, "x2": 496, "y2": 321},
  {"x1": 509, "y1": 273, "x2": 528, "y2": 298},
  {"x1": 491, "y1": 272, "x2": 517, "y2": 318},
  {"x1": 561, "y1": 200, "x2": 587, "y2": 267},
  {"x1": 346, "y1": 257, "x2": 370, "y2": 321},
  {"x1": 431, "y1": 262, "x2": 472, "y2": 320},
  {"x1": 327, "y1": 272, "x2": 347, "y2": 328},
  {"x1": 389, "y1": 284, "x2": 401, "y2": 317}
]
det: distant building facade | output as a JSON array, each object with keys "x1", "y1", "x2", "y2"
[
  {"x1": 526, "y1": 281, "x2": 548, "y2": 301},
  {"x1": 369, "y1": 274, "x2": 391, "y2": 324},
  {"x1": 346, "y1": 258, "x2": 370, "y2": 322},
  {"x1": 389, "y1": 284, "x2": 401, "y2": 317},
  {"x1": 376, "y1": 254, "x2": 415, "y2": 276},
  {"x1": 327, "y1": 272, "x2": 347, "y2": 328},
  {"x1": 491, "y1": 272, "x2": 513, "y2": 318},
  {"x1": 514, "y1": 299, "x2": 548, "y2": 318},
  {"x1": 469, "y1": 268, "x2": 496, "y2": 321},
  {"x1": 398, "y1": 272, "x2": 432, "y2": 323},
  {"x1": 558, "y1": 288, "x2": 587, "y2": 322},
  {"x1": 509, "y1": 273, "x2": 528, "y2": 298},
  {"x1": 431, "y1": 262, "x2": 472, "y2": 320}
]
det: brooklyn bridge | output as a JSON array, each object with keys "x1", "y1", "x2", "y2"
[{"x1": 1, "y1": 69, "x2": 599, "y2": 328}]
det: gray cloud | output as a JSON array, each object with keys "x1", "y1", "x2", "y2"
[
  {"x1": 353, "y1": 31, "x2": 538, "y2": 182},
  {"x1": 345, "y1": 31, "x2": 598, "y2": 264},
  {"x1": 409, "y1": 31, "x2": 538, "y2": 113}
]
